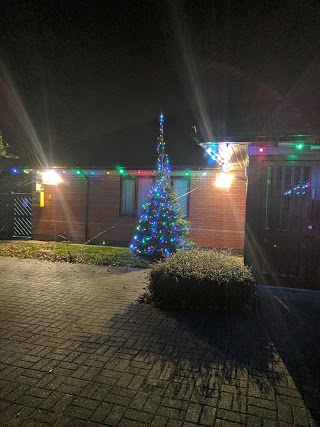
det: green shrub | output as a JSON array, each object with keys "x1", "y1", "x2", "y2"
[{"x1": 148, "y1": 249, "x2": 256, "y2": 311}]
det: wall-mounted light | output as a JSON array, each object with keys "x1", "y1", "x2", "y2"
[
  {"x1": 216, "y1": 172, "x2": 233, "y2": 188},
  {"x1": 41, "y1": 170, "x2": 62, "y2": 185}
]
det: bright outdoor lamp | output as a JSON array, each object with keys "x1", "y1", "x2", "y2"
[
  {"x1": 216, "y1": 172, "x2": 233, "y2": 188},
  {"x1": 41, "y1": 170, "x2": 62, "y2": 185}
]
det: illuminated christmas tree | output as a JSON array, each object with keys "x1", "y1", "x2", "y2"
[{"x1": 130, "y1": 114, "x2": 190, "y2": 260}]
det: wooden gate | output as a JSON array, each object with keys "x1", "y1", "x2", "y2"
[
  {"x1": 0, "y1": 193, "x2": 32, "y2": 239},
  {"x1": 245, "y1": 158, "x2": 320, "y2": 289}
]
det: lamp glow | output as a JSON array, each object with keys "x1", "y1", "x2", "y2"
[
  {"x1": 41, "y1": 170, "x2": 62, "y2": 185},
  {"x1": 216, "y1": 173, "x2": 233, "y2": 188}
]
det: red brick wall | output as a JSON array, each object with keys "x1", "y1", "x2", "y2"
[
  {"x1": 32, "y1": 173, "x2": 88, "y2": 242},
  {"x1": 189, "y1": 170, "x2": 247, "y2": 250},
  {"x1": 86, "y1": 174, "x2": 136, "y2": 245},
  {"x1": 32, "y1": 169, "x2": 247, "y2": 251}
]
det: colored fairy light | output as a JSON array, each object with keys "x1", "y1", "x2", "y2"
[
  {"x1": 76, "y1": 170, "x2": 81, "y2": 175},
  {"x1": 296, "y1": 143, "x2": 304, "y2": 150},
  {"x1": 116, "y1": 166, "x2": 125, "y2": 175},
  {"x1": 283, "y1": 179, "x2": 310, "y2": 196},
  {"x1": 259, "y1": 147, "x2": 264, "y2": 153},
  {"x1": 130, "y1": 113, "x2": 191, "y2": 260}
]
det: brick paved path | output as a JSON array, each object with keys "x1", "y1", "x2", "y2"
[{"x1": 0, "y1": 257, "x2": 319, "y2": 426}]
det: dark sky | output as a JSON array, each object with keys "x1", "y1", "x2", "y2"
[{"x1": 0, "y1": 0, "x2": 319, "y2": 167}]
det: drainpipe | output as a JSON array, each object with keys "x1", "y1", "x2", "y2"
[
  {"x1": 77, "y1": 170, "x2": 90, "y2": 243},
  {"x1": 85, "y1": 174, "x2": 90, "y2": 243}
]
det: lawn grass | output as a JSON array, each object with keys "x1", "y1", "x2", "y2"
[{"x1": 0, "y1": 241, "x2": 150, "y2": 268}]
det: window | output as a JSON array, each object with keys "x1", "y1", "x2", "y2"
[
  {"x1": 120, "y1": 175, "x2": 190, "y2": 217},
  {"x1": 265, "y1": 165, "x2": 310, "y2": 230},
  {"x1": 121, "y1": 176, "x2": 154, "y2": 215},
  {"x1": 137, "y1": 177, "x2": 154, "y2": 214},
  {"x1": 172, "y1": 178, "x2": 189, "y2": 216},
  {"x1": 121, "y1": 177, "x2": 135, "y2": 215}
]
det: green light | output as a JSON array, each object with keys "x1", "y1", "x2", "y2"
[
  {"x1": 76, "y1": 170, "x2": 81, "y2": 175},
  {"x1": 296, "y1": 143, "x2": 304, "y2": 150},
  {"x1": 116, "y1": 166, "x2": 125, "y2": 175},
  {"x1": 184, "y1": 171, "x2": 190, "y2": 176}
]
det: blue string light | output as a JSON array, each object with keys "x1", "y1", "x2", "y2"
[{"x1": 130, "y1": 114, "x2": 191, "y2": 259}]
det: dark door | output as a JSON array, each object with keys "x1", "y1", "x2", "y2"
[
  {"x1": 0, "y1": 194, "x2": 14, "y2": 239},
  {"x1": 245, "y1": 160, "x2": 320, "y2": 289},
  {"x1": 0, "y1": 193, "x2": 32, "y2": 240},
  {"x1": 13, "y1": 194, "x2": 32, "y2": 238}
]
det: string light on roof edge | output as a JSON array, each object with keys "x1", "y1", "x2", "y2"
[
  {"x1": 116, "y1": 166, "x2": 125, "y2": 175},
  {"x1": 200, "y1": 140, "x2": 249, "y2": 170},
  {"x1": 202, "y1": 142, "x2": 233, "y2": 172}
]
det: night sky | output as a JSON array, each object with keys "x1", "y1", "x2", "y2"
[{"x1": 0, "y1": 0, "x2": 319, "y2": 168}]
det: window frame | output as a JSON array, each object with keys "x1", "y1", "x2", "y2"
[
  {"x1": 120, "y1": 174, "x2": 190, "y2": 218},
  {"x1": 171, "y1": 176, "x2": 190, "y2": 218},
  {"x1": 120, "y1": 176, "x2": 136, "y2": 216}
]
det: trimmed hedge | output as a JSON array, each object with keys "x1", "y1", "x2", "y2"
[{"x1": 148, "y1": 249, "x2": 256, "y2": 311}]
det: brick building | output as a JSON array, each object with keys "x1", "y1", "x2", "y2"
[
  {"x1": 31, "y1": 166, "x2": 247, "y2": 251},
  {"x1": 2, "y1": 133, "x2": 319, "y2": 288}
]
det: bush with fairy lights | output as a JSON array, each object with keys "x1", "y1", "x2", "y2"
[{"x1": 130, "y1": 114, "x2": 191, "y2": 260}]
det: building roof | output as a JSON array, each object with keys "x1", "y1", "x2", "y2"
[{"x1": 2, "y1": 95, "x2": 319, "y2": 170}]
